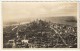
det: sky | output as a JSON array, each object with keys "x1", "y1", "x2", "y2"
[{"x1": 2, "y1": 2, "x2": 77, "y2": 23}]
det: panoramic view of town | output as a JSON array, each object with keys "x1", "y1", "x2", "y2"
[
  {"x1": 3, "y1": 19, "x2": 77, "y2": 48},
  {"x1": 3, "y1": 2, "x2": 77, "y2": 48}
]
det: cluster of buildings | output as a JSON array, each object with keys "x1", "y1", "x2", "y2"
[{"x1": 3, "y1": 20, "x2": 77, "y2": 48}]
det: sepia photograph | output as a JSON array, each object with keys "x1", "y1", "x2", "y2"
[{"x1": 2, "y1": 2, "x2": 77, "y2": 48}]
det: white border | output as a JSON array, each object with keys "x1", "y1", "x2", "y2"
[
  {"x1": 1, "y1": 0, "x2": 78, "y2": 2},
  {"x1": 0, "y1": 0, "x2": 80, "y2": 51},
  {"x1": 78, "y1": 1, "x2": 80, "y2": 48}
]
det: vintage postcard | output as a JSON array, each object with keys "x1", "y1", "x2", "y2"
[{"x1": 2, "y1": 1, "x2": 78, "y2": 48}]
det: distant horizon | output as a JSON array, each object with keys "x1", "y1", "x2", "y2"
[{"x1": 3, "y1": 16, "x2": 77, "y2": 27}]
